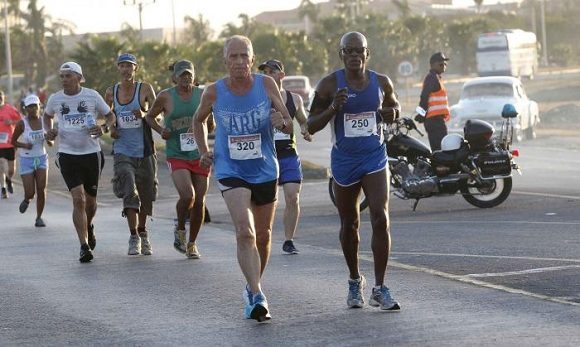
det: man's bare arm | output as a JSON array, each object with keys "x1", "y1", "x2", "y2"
[
  {"x1": 264, "y1": 76, "x2": 293, "y2": 134},
  {"x1": 193, "y1": 84, "x2": 217, "y2": 156}
]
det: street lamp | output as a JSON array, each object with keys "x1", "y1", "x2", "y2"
[
  {"x1": 3, "y1": 0, "x2": 13, "y2": 104},
  {"x1": 123, "y1": 0, "x2": 156, "y2": 39}
]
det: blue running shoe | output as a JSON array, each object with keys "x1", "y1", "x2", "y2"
[
  {"x1": 369, "y1": 285, "x2": 401, "y2": 311},
  {"x1": 251, "y1": 292, "x2": 271, "y2": 322},
  {"x1": 347, "y1": 276, "x2": 366, "y2": 308},
  {"x1": 244, "y1": 290, "x2": 271, "y2": 322}
]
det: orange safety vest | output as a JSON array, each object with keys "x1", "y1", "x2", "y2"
[{"x1": 426, "y1": 82, "x2": 450, "y2": 121}]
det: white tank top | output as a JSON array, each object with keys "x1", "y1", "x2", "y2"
[{"x1": 20, "y1": 117, "x2": 46, "y2": 157}]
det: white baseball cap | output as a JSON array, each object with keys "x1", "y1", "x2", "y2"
[
  {"x1": 24, "y1": 94, "x2": 41, "y2": 107},
  {"x1": 60, "y1": 61, "x2": 85, "y2": 82}
]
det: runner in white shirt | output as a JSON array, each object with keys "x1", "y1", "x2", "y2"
[{"x1": 44, "y1": 61, "x2": 116, "y2": 263}]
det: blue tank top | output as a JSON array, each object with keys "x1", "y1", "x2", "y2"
[
  {"x1": 213, "y1": 74, "x2": 278, "y2": 183},
  {"x1": 332, "y1": 69, "x2": 385, "y2": 157},
  {"x1": 112, "y1": 82, "x2": 154, "y2": 158}
]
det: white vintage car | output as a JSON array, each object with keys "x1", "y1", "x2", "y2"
[{"x1": 449, "y1": 76, "x2": 540, "y2": 141}]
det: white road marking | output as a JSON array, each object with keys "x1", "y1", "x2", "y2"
[
  {"x1": 466, "y1": 265, "x2": 580, "y2": 278},
  {"x1": 392, "y1": 251, "x2": 580, "y2": 263},
  {"x1": 513, "y1": 190, "x2": 580, "y2": 200}
]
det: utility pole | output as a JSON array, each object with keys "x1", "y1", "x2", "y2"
[
  {"x1": 3, "y1": 0, "x2": 13, "y2": 104},
  {"x1": 540, "y1": 0, "x2": 549, "y2": 66},
  {"x1": 123, "y1": 0, "x2": 156, "y2": 40}
]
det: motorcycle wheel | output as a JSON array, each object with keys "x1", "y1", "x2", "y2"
[
  {"x1": 461, "y1": 177, "x2": 512, "y2": 208},
  {"x1": 328, "y1": 177, "x2": 369, "y2": 211}
]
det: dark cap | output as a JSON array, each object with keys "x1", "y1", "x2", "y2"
[
  {"x1": 117, "y1": 53, "x2": 137, "y2": 65},
  {"x1": 430, "y1": 52, "x2": 450, "y2": 64},
  {"x1": 173, "y1": 60, "x2": 195, "y2": 76},
  {"x1": 258, "y1": 59, "x2": 284, "y2": 72}
]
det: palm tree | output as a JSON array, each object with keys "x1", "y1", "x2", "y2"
[
  {"x1": 298, "y1": 0, "x2": 319, "y2": 35},
  {"x1": 183, "y1": 14, "x2": 213, "y2": 48},
  {"x1": 474, "y1": 0, "x2": 484, "y2": 14}
]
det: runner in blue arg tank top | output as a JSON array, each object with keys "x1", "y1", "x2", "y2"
[
  {"x1": 331, "y1": 69, "x2": 387, "y2": 186},
  {"x1": 213, "y1": 74, "x2": 278, "y2": 184}
]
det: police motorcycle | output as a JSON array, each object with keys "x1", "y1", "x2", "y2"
[{"x1": 328, "y1": 104, "x2": 521, "y2": 211}]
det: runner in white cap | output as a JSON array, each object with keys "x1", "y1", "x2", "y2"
[
  {"x1": 44, "y1": 61, "x2": 116, "y2": 263},
  {"x1": 11, "y1": 94, "x2": 50, "y2": 227}
]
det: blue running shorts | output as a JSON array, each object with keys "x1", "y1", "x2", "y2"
[
  {"x1": 278, "y1": 155, "x2": 302, "y2": 185},
  {"x1": 19, "y1": 154, "x2": 48, "y2": 175}
]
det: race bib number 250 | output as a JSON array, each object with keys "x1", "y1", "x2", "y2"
[{"x1": 344, "y1": 111, "x2": 377, "y2": 138}]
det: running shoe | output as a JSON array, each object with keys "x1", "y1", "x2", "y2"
[
  {"x1": 87, "y1": 224, "x2": 96, "y2": 250},
  {"x1": 282, "y1": 240, "x2": 299, "y2": 254},
  {"x1": 19, "y1": 200, "x2": 29, "y2": 213},
  {"x1": 173, "y1": 228, "x2": 186, "y2": 254},
  {"x1": 347, "y1": 276, "x2": 366, "y2": 308},
  {"x1": 35, "y1": 217, "x2": 46, "y2": 227},
  {"x1": 79, "y1": 244, "x2": 93, "y2": 263},
  {"x1": 1, "y1": 187, "x2": 7, "y2": 199},
  {"x1": 6, "y1": 178, "x2": 13, "y2": 194},
  {"x1": 186, "y1": 242, "x2": 200, "y2": 259},
  {"x1": 369, "y1": 285, "x2": 401, "y2": 311},
  {"x1": 128, "y1": 234, "x2": 141, "y2": 255},
  {"x1": 139, "y1": 232, "x2": 152, "y2": 255},
  {"x1": 245, "y1": 291, "x2": 271, "y2": 322}
]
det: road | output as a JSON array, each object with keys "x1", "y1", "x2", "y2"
[{"x1": 2, "y1": 75, "x2": 580, "y2": 345}]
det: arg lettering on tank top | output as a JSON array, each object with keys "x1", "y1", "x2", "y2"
[
  {"x1": 117, "y1": 110, "x2": 142, "y2": 129},
  {"x1": 344, "y1": 112, "x2": 377, "y2": 138}
]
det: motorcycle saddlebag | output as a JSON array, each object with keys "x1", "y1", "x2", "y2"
[{"x1": 475, "y1": 151, "x2": 511, "y2": 177}]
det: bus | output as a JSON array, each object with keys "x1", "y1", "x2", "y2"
[{"x1": 476, "y1": 29, "x2": 538, "y2": 79}]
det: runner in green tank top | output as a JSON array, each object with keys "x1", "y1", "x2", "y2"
[{"x1": 145, "y1": 60, "x2": 214, "y2": 260}]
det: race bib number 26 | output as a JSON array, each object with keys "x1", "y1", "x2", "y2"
[{"x1": 179, "y1": 133, "x2": 198, "y2": 152}]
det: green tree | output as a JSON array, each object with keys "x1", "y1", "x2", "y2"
[{"x1": 183, "y1": 14, "x2": 213, "y2": 47}]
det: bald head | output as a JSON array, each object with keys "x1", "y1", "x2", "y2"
[{"x1": 340, "y1": 31, "x2": 367, "y2": 48}]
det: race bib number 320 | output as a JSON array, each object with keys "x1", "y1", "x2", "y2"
[
  {"x1": 228, "y1": 134, "x2": 262, "y2": 160},
  {"x1": 344, "y1": 112, "x2": 377, "y2": 138}
]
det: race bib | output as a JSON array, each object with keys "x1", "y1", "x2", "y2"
[
  {"x1": 0, "y1": 132, "x2": 8, "y2": 144},
  {"x1": 273, "y1": 127, "x2": 291, "y2": 141},
  {"x1": 344, "y1": 112, "x2": 377, "y2": 138},
  {"x1": 28, "y1": 130, "x2": 45, "y2": 144},
  {"x1": 62, "y1": 113, "x2": 86, "y2": 129},
  {"x1": 117, "y1": 111, "x2": 142, "y2": 129},
  {"x1": 228, "y1": 134, "x2": 262, "y2": 160},
  {"x1": 179, "y1": 133, "x2": 198, "y2": 152}
]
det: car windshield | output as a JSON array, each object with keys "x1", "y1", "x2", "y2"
[
  {"x1": 283, "y1": 80, "x2": 305, "y2": 89},
  {"x1": 462, "y1": 83, "x2": 513, "y2": 99}
]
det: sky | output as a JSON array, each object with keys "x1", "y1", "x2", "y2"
[{"x1": 36, "y1": 0, "x2": 517, "y2": 35}]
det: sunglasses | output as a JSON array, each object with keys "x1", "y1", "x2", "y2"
[{"x1": 341, "y1": 47, "x2": 367, "y2": 55}]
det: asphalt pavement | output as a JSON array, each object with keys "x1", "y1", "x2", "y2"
[{"x1": 2, "y1": 137, "x2": 580, "y2": 345}]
